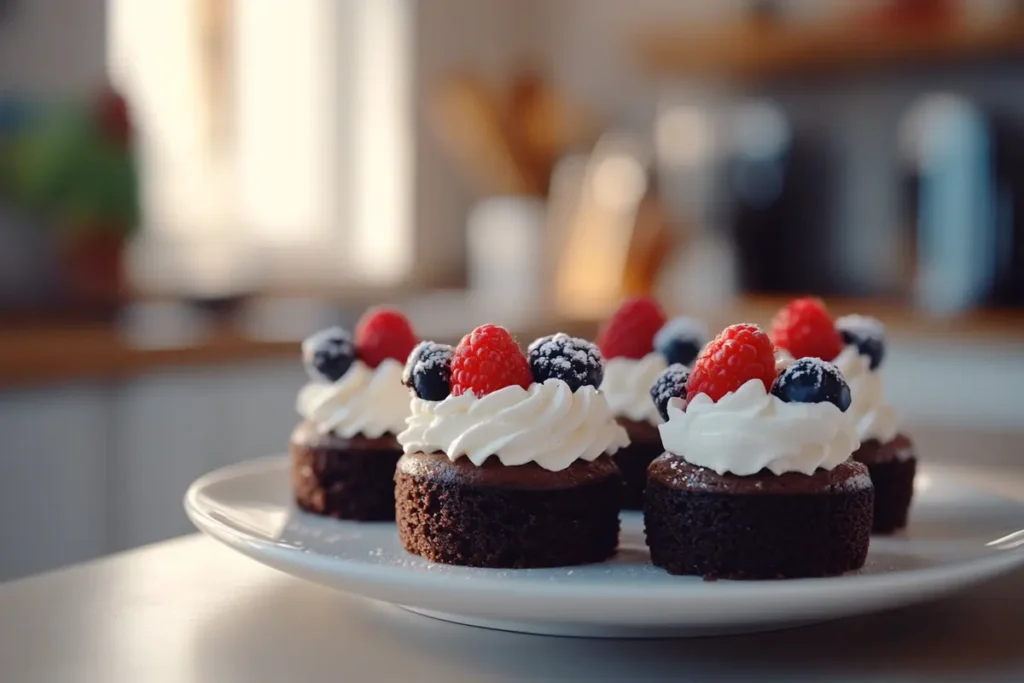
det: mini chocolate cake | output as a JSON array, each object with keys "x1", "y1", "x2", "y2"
[
  {"x1": 292, "y1": 312, "x2": 420, "y2": 521},
  {"x1": 644, "y1": 455, "x2": 873, "y2": 579},
  {"x1": 596, "y1": 299, "x2": 708, "y2": 510},
  {"x1": 395, "y1": 451, "x2": 622, "y2": 568},
  {"x1": 613, "y1": 419, "x2": 663, "y2": 509},
  {"x1": 853, "y1": 434, "x2": 916, "y2": 534},
  {"x1": 291, "y1": 421, "x2": 402, "y2": 521}
]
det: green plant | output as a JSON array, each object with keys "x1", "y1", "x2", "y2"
[{"x1": 3, "y1": 89, "x2": 140, "y2": 238}]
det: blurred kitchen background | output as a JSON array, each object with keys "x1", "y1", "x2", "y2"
[{"x1": 2, "y1": 0, "x2": 1024, "y2": 581}]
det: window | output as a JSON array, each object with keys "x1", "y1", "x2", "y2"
[{"x1": 108, "y1": 0, "x2": 413, "y2": 294}]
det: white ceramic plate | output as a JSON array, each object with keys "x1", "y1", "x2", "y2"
[{"x1": 185, "y1": 457, "x2": 1024, "y2": 638}]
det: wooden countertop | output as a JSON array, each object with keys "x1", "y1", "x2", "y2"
[
  {"x1": 0, "y1": 321, "x2": 296, "y2": 389},
  {"x1": 1, "y1": 294, "x2": 1022, "y2": 390}
]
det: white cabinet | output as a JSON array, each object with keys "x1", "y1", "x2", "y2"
[
  {"x1": 0, "y1": 384, "x2": 110, "y2": 582},
  {"x1": 207, "y1": 362, "x2": 302, "y2": 470},
  {"x1": 109, "y1": 369, "x2": 223, "y2": 551},
  {"x1": 0, "y1": 361, "x2": 304, "y2": 580},
  {"x1": 109, "y1": 361, "x2": 302, "y2": 552}
]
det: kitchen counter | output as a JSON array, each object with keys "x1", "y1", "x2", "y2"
[
  {"x1": 0, "y1": 533, "x2": 1021, "y2": 682},
  {"x1": 3, "y1": 293, "x2": 1022, "y2": 389},
  {"x1": 0, "y1": 318, "x2": 296, "y2": 388}
]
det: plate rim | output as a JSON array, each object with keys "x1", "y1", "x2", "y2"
[{"x1": 184, "y1": 455, "x2": 1024, "y2": 623}]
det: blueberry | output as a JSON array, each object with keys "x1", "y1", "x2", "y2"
[
  {"x1": 402, "y1": 341, "x2": 454, "y2": 400},
  {"x1": 835, "y1": 314, "x2": 885, "y2": 370},
  {"x1": 770, "y1": 357, "x2": 851, "y2": 411},
  {"x1": 527, "y1": 333, "x2": 603, "y2": 392},
  {"x1": 654, "y1": 317, "x2": 708, "y2": 367},
  {"x1": 302, "y1": 326, "x2": 356, "y2": 382},
  {"x1": 650, "y1": 364, "x2": 690, "y2": 421}
]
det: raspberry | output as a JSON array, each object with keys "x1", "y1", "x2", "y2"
[
  {"x1": 770, "y1": 297, "x2": 843, "y2": 362},
  {"x1": 686, "y1": 323, "x2": 777, "y2": 402},
  {"x1": 451, "y1": 324, "x2": 532, "y2": 397},
  {"x1": 354, "y1": 307, "x2": 418, "y2": 368},
  {"x1": 596, "y1": 296, "x2": 667, "y2": 360}
]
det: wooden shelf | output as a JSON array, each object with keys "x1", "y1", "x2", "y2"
[{"x1": 637, "y1": 15, "x2": 1024, "y2": 81}]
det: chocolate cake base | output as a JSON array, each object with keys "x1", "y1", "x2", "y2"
[
  {"x1": 395, "y1": 452, "x2": 622, "y2": 568},
  {"x1": 613, "y1": 419, "x2": 663, "y2": 510},
  {"x1": 644, "y1": 455, "x2": 873, "y2": 579},
  {"x1": 853, "y1": 434, "x2": 916, "y2": 534},
  {"x1": 290, "y1": 421, "x2": 402, "y2": 521}
]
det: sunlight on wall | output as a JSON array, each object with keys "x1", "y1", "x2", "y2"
[
  {"x1": 235, "y1": 0, "x2": 336, "y2": 245},
  {"x1": 350, "y1": 0, "x2": 414, "y2": 285},
  {"x1": 107, "y1": 0, "x2": 413, "y2": 289}
]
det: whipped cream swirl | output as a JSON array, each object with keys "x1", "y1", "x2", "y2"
[
  {"x1": 658, "y1": 379, "x2": 860, "y2": 476},
  {"x1": 397, "y1": 379, "x2": 629, "y2": 472},
  {"x1": 297, "y1": 359, "x2": 409, "y2": 439},
  {"x1": 833, "y1": 345, "x2": 900, "y2": 443},
  {"x1": 775, "y1": 348, "x2": 795, "y2": 373},
  {"x1": 602, "y1": 353, "x2": 667, "y2": 425}
]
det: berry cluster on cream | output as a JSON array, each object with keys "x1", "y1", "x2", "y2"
[
  {"x1": 652, "y1": 321, "x2": 858, "y2": 476},
  {"x1": 397, "y1": 324, "x2": 628, "y2": 471},
  {"x1": 596, "y1": 296, "x2": 708, "y2": 425},
  {"x1": 767, "y1": 298, "x2": 899, "y2": 443},
  {"x1": 770, "y1": 298, "x2": 899, "y2": 443},
  {"x1": 297, "y1": 307, "x2": 419, "y2": 439}
]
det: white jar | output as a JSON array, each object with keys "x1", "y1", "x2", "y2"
[{"x1": 466, "y1": 196, "x2": 547, "y2": 328}]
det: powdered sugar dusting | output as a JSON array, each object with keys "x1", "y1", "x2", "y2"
[
  {"x1": 836, "y1": 314, "x2": 885, "y2": 343},
  {"x1": 650, "y1": 364, "x2": 690, "y2": 421},
  {"x1": 527, "y1": 333, "x2": 604, "y2": 389},
  {"x1": 402, "y1": 341, "x2": 453, "y2": 386},
  {"x1": 895, "y1": 447, "x2": 914, "y2": 462},
  {"x1": 836, "y1": 470, "x2": 873, "y2": 491},
  {"x1": 654, "y1": 316, "x2": 709, "y2": 350},
  {"x1": 301, "y1": 326, "x2": 356, "y2": 381},
  {"x1": 773, "y1": 358, "x2": 849, "y2": 405},
  {"x1": 788, "y1": 357, "x2": 844, "y2": 386},
  {"x1": 414, "y1": 344, "x2": 453, "y2": 373}
]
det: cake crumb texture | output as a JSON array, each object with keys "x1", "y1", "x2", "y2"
[
  {"x1": 292, "y1": 439, "x2": 401, "y2": 521},
  {"x1": 862, "y1": 457, "x2": 916, "y2": 534},
  {"x1": 853, "y1": 435, "x2": 916, "y2": 534},
  {"x1": 395, "y1": 466, "x2": 621, "y2": 568},
  {"x1": 644, "y1": 463, "x2": 873, "y2": 579}
]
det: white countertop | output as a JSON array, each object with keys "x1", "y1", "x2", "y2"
[{"x1": 0, "y1": 534, "x2": 1022, "y2": 682}]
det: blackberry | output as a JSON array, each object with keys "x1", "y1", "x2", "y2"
[
  {"x1": 836, "y1": 314, "x2": 886, "y2": 370},
  {"x1": 527, "y1": 333, "x2": 603, "y2": 392},
  {"x1": 654, "y1": 317, "x2": 708, "y2": 367},
  {"x1": 650, "y1": 364, "x2": 690, "y2": 421},
  {"x1": 770, "y1": 357, "x2": 851, "y2": 411},
  {"x1": 403, "y1": 341, "x2": 454, "y2": 401},
  {"x1": 302, "y1": 326, "x2": 356, "y2": 382}
]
